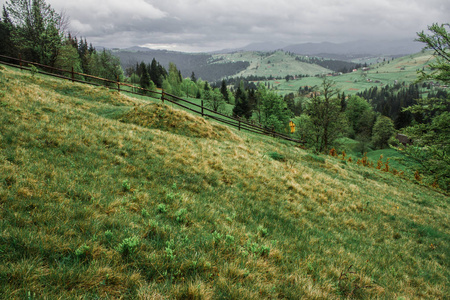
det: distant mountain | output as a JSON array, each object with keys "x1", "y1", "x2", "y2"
[
  {"x1": 122, "y1": 46, "x2": 154, "y2": 52},
  {"x1": 212, "y1": 42, "x2": 288, "y2": 54},
  {"x1": 110, "y1": 38, "x2": 425, "y2": 82},
  {"x1": 237, "y1": 41, "x2": 289, "y2": 52},
  {"x1": 284, "y1": 39, "x2": 423, "y2": 58},
  {"x1": 217, "y1": 39, "x2": 424, "y2": 60}
]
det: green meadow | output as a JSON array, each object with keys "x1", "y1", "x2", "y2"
[
  {"x1": 212, "y1": 51, "x2": 331, "y2": 78},
  {"x1": 255, "y1": 51, "x2": 436, "y2": 96},
  {"x1": 0, "y1": 65, "x2": 448, "y2": 299}
]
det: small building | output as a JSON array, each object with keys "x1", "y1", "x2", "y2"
[{"x1": 396, "y1": 133, "x2": 413, "y2": 146}]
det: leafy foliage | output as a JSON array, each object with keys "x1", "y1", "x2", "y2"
[
  {"x1": 4, "y1": 0, "x2": 64, "y2": 65},
  {"x1": 372, "y1": 116, "x2": 396, "y2": 149},
  {"x1": 402, "y1": 23, "x2": 450, "y2": 191},
  {"x1": 306, "y1": 78, "x2": 346, "y2": 152},
  {"x1": 416, "y1": 23, "x2": 450, "y2": 83},
  {"x1": 256, "y1": 84, "x2": 292, "y2": 132}
]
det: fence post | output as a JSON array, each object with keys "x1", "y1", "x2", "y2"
[
  {"x1": 201, "y1": 99, "x2": 204, "y2": 117},
  {"x1": 19, "y1": 54, "x2": 22, "y2": 70},
  {"x1": 238, "y1": 119, "x2": 241, "y2": 131},
  {"x1": 117, "y1": 76, "x2": 120, "y2": 92},
  {"x1": 162, "y1": 90, "x2": 165, "y2": 103},
  {"x1": 71, "y1": 67, "x2": 75, "y2": 82}
]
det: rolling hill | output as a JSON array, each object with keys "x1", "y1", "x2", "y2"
[
  {"x1": 112, "y1": 44, "x2": 433, "y2": 92},
  {"x1": 0, "y1": 64, "x2": 448, "y2": 299},
  {"x1": 113, "y1": 49, "x2": 337, "y2": 82},
  {"x1": 210, "y1": 51, "x2": 331, "y2": 78},
  {"x1": 265, "y1": 51, "x2": 437, "y2": 96}
]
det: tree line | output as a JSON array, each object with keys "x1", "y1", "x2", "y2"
[{"x1": 0, "y1": 0, "x2": 123, "y2": 83}]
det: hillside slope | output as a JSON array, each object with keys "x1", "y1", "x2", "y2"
[
  {"x1": 0, "y1": 65, "x2": 448, "y2": 299},
  {"x1": 269, "y1": 51, "x2": 437, "y2": 96},
  {"x1": 212, "y1": 51, "x2": 331, "y2": 78}
]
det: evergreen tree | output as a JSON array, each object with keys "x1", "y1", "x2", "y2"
[
  {"x1": 0, "y1": 6, "x2": 15, "y2": 57},
  {"x1": 203, "y1": 81, "x2": 210, "y2": 91},
  {"x1": 416, "y1": 23, "x2": 450, "y2": 83},
  {"x1": 77, "y1": 38, "x2": 90, "y2": 73},
  {"x1": 88, "y1": 49, "x2": 124, "y2": 84},
  {"x1": 149, "y1": 58, "x2": 165, "y2": 88},
  {"x1": 139, "y1": 62, "x2": 151, "y2": 90},
  {"x1": 233, "y1": 84, "x2": 251, "y2": 120},
  {"x1": 402, "y1": 23, "x2": 450, "y2": 189},
  {"x1": 190, "y1": 71, "x2": 197, "y2": 83},
  {"x1": 5, "y1": 0, "x2": 65, "y2": 65},
  {"x1": 54, "y1": 39, "x2": 82, "y2": 76},
  {"x1": 220, "y1": 79, "x2": 229, "y2": 103},
  {"x1": 168, "y1": 62, "x2": 182, "y2": 96}
]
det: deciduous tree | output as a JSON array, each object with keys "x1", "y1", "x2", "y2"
[
  {"x1": 306, "y1": 78, "x2": 343, "y2": 152},
  {"x1": 372, "y1": 115, "x2": 395, "y2": 149}
]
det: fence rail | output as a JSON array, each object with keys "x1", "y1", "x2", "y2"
[{"x1": 0, "y1": 54, "x2": 305, "y2": 145}]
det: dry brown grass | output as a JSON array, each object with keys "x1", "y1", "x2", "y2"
[{"x1": 120, "y1": 103, "x2": 242, "y2": 141}]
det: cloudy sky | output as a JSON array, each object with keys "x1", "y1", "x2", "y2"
[{"x1": 6, "y1": 0, "x2": 449, "y2": 52}]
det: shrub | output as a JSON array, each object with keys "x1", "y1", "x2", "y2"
[
  {"x1": 104, "y1": 230, "x2": 114, "y2": 241},
  {"x1": 30, "y1": 65, "x2": 38, "y2": 77},
  {"x1": 257, "y1": 225, "x2": 269, "y2": 237},
  {"x1": 304, "y1": 153, "x2": 325, "y2": 164},
  {"x1": 157, "y1": 204, "x2": 167, "y2": 213},
  {"x1": 175, "y1": 208, "x2": 187, "y2": 223},
  {"x1": 141, "y1": 208, "x2": 150, "y2": 218},
  {"x1": 122, "y1": 179, "x2": 131, "y2": 192},
  {"x1": 75, "y1": 244, "x2": 91, "y2": 260},
  {"x1": 268, "y1": 152, "x2": 286, "y2": 162},
  {"x1": 225, "y1": 235, "x2": 235, "y2": 245},
  {"x1": 117, "y1": 236, "x2": 140, "y2": 257}
]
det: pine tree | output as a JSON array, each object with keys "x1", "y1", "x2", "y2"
[
  {"x1": 0, "y1": 6, "x2": 15, "y2": 57},
  {"x1": 401, "y1": 24, "x2": 450, "y2": 189},
  {"x1": 220, "y1": 79, "x2": 229, "y2": 103},
  {"x1": 5, "y1": 0, "x2": 65, "y2": 65},
  {"x1": 190, "y1": 71, "x2": 197, "y2": 83},
  {"x1": 233, "y1": 85, "x2": 251, "y2": 120},
  {"x1": 139, "y1": 62, "x2": 151, "y2": 90}
]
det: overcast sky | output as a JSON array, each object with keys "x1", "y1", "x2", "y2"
[{"x1": 4, "y1": 0, "x2": 449, "y2": 52}]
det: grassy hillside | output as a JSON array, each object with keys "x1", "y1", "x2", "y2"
[
  {"x1": 0, "y1": 65, "x2": 449, "y2": 299},
  {"x1": 212, "y1": 51, "x2": 331, "y2": 78},
  {"x1": 261, "y1": 51, "x2": 437, "y2": 96}
]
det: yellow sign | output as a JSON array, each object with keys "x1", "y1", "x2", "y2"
[{"x1": 289, "y1": 120, "x2": 296, "y2": 133}]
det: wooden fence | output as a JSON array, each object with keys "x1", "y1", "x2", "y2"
[{"x1": 0, "y1": 54, "x2": 305, "y2": 144}]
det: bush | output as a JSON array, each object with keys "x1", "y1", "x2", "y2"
[
  {"x1": 372, "y1": 116, "x2": 395, "y2": 149},
  {"x1": 117, "y1": 236, "x2": 140, "y2": 257},
  {"x1": 304, "y1": 153, "x2": 325, "y2": 164},
  {"x1": 268, "y1": 152, "x2": 285, "y2": 162}
]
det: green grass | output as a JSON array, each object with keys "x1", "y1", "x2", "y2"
[
  {"x1": 212, "y1": 51, "x2": 331, "y2": 78},
  {"x1": 0, "y1": 64, "x2": 449, "y2": 299},
  {"x1": 254, "y1": 51, "x2": 437, "y2": 96}
]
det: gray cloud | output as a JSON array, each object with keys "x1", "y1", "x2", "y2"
[{"x1": 21, "y1": 0, "x2": 450, "y2": 51}]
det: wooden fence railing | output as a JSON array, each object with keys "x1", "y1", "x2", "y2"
[{"x1": 0, "y1": 54, "x2": 305, "y2": 144}]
